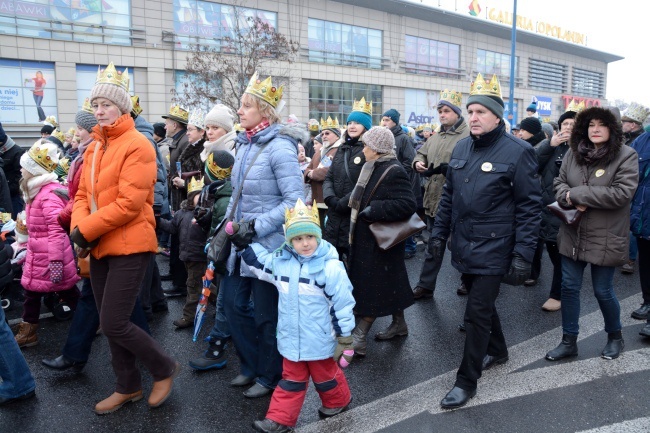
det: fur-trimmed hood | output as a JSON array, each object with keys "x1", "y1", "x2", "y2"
[
  {"x1": 570, "y1": 106, "x2": 623, "y2": 166},
  {"x1": 278, "y1": 122, "x2": 310, "y2": 146}
]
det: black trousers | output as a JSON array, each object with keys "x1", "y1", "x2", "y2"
[
  {"x1": 415, "y1": 216, "x2": 444, "y2": 291},
  {"x1": 636, "y1": 237, "x2": 650, "y2": 304},
  {"x1": 455, "y1": 274, "x2": 507, "y2": 391},
  {"x1": 169, "y1": 232, "x2": 188, "y2": 289},
  {"x1": 545, "y1": 241, "x2": 562, "y2": 301}
]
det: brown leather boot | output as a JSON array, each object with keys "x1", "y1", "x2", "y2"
[
  {"x1": 14, "y1": 322, "x2": 38, "y2": 348},
  {"x1": 148, "y1": 362, "x2": 181, "y2": 408},
  {"x1": 375, "y1": 311, "x2": 408, "y2": 340},
  {"x1": 352, "y1": 319, "x2": 374, "y2": 357},
  {"x1": 94, "y1": 391, "x2": 143, "y2": 415}
]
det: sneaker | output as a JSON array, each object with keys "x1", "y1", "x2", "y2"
[
  {"x1": 621, "y1": 260, "x2": 635, "y2": 274},
  {"x1": 541, "y1": 298, "x2": 561, "y2": 312},
  {"x1": 189, "y1": 339, "x2": 229, "y2": 370}
]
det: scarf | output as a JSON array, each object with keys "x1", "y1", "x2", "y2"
[
  {"x1": 0, "y1": 137, "x2": 15, "y2": 154},
  {"x1": 200, "y1": 130, "x2": 237, "y2": 162},
  {"x1": 20, "y1": 173, "x2": 59, "y2": 203},
  {"x1": 320, "y1": 137, "x2": 341, "y2": 160},
  {"x1": 348, "y1": 154, "x2": 397, "y2": 245},
  {"x1": 68, "y1": 137, "x2": 92, "y2": 182},
  {"x1": 577, "y1": 139, "x2": 609, "y2": 166},
  {"x1": 245, "y1": 120, "x2": 271, "y2": 141}
]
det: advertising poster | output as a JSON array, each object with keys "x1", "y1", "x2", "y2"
[
  {"x1": 0, "y1": 59, "x2": 57, "y2": 124},
  {"x1": 404, "y1": 88, "x2": 443, "y2": 127},
  {"x1": 76, "y1": 64, "x2": 134, "y2": 111}
]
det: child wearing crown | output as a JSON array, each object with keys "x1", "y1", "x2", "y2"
[
  {"x1": 239, "y1": 199, "x2": 355, "y2": 433},
  {"x1": 15, "y1": 140, "x2": 80, "y2": 348},
  {"x1": 156, "y1": 176, "x2": 208, "y2": 329}
]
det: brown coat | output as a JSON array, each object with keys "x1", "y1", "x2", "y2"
[{"x1": 304, "y1": 141, "x2": 340, "y2": 204}]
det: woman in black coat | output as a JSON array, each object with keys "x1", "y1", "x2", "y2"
[{"x1": 347, "y1": 127, "x2": 416, "y2": 357}]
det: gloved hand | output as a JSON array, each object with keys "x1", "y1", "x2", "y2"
[
  {"x1": 193, "y1": 206, "x2": 212, "y2": 229},
  {"x1": 229, "y1": 220, "x2": 256, "y2": 250},
  {"x1": 152, "y1": 204, "x2": 162, "y2": 217},
  {"x1": 208, "y1": 180, "x2": 225, "y2": 196},
  {"x1": 70, "y1": 227, "x2": 97, "y2": 250},
  {"x1": 502, "y1": 253, "x2": 532, "y2": 286},
  {"x1": 358, "y1": 206, "x2": 373, "y2": 222},
  {"x1": 430, "y1": 162, "x2": 449, "y2": 175},
  {"x1": 324, "y1": 196, "x2": 339, "y2": 210},
  {"x1": 334, "y1": 335, "x2": 354, "y2": 368},
  {"x1": 50, "y1": 260, "x2": 63, "y2": 284},
  {"x1": 430, "y1": 238, "x2": 446, "y2": 264}
]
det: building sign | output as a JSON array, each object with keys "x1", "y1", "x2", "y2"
[
  {"x1": 0, "y1": 59, "x2": 57, "y2": 124},
  {"x1": 404, "y1": 89, "x2": 442, "y2": 127},
  {"x1": 534, "y1": 96, "x2": 552, "y2": 117},
  {"x1": 561, "y1": 95, "x2": 601, "y2": 109}
]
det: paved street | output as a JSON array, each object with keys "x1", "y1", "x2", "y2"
[{"x1": 1, "y1": 248, "x2": 649, "y2": 433}]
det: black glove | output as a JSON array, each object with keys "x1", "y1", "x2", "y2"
[
  {"x1": 229, "y1": 220, "x2": 256, "y2": 250},
  {"x1": 152, "y1": 204, "x2": 162, "y2": 217},
  {"x1": 207, "y1": 180, "x2": 224, "y2": 196},
  {"x1": 430, "y1": 162, "x2": 449, "y2": 175},
  {"x1": 324, "y1": 196, "x2": 339, "y2": 210},
  {"x1": 358, "y1": 206, "x2": 373, "y2": 221},
  {"x1": 502, "y1": 253, "x2": 531, "y2": 286},
  {"x1": 194, "y1": 207, "x2": 212, "y2": 230},
  {"x1": 335, "y1": 197, "x2": 350, "y2": 213},
  {"x1": 70, "y1": 227, "x2": 98, "y2": 250}
]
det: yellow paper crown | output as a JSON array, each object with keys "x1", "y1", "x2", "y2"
[
  {"x1": 187, "y1": 176, "x2": 205, "y2": 195},
  {"x1": 234, "y1": 123, "x2": 244, "y2": 132},
  {"x1": 0, "y1": 212, "x2": 11, "y2": 224},
  {"x1": 308, "y1": 119, "x2": 320, "y2": 132},
  {"x1": 188, "y1": 108, "x2": 206, "y2": 130},
  {"x1": 439, "y1": 89, "x2": 463, "y2": 108},
  {"x1": 320, "y1": 116, "x2": 340, "y2": 129},
  {"x1": 469, "y1": 73, "x2": 502, "y2": 98},
  {"x1": 43, "y1": 115, "x2": 59, "y2": 129},
  {"x1": 166, "y1": 104, "x2": 189, "y2": 123},
  {"x1": 16, "y1": 212, "x2": 27, "y2": 235},
  {"x1": 51, "y1": 129, "x2": 66, "y2": 143},
  {"x1": 95, "y1": 62, "x2": 129, "y2": 92},
  {"x1": 285, "y1": 198, "x2": 320, "y2": 230},
  {"x1": 131, "y1": 95, "x2": 142, "y2": 116},
  {"x1": 206, "y1": 153, "x2": 233, "y2": 180},
  {"x1": 565, "y1": 99, "x2": 586, "y2": 114},
  {"x1": 82, "y1": 97, "x2": 94, "y2": 114},
  {"x1": 245, "y1": 71, "x2": 284, "y2": 108},
  {"x1": 57, "y1": 157, "x2": 70, "y2": 173},
  {"x1": 352, "y1": 97, "x2": 372, "y2": 116},
  {"x1": 28, "y1": 145, "x2": 58, "y2": 173}
]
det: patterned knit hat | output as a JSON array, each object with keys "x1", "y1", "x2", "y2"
[
  {"x1": 362, "y1": 126, "x2": 395, "y2": 155},
  {"x1": 20, "y1": 140, "x2": 59, "y2": 176},
  {"x1": 90, "y1": 63, "x2": 132, "y2": 115},
  {"x1": 204, "y1": 104, "x2": 234, "y2": 133},
  {"x1": 75, "y1": 110, "x2": 98, "y2": 133},
  {"x1": 205, "y1": 150, "x2": 235, "y2": 182},
  {"x1": 285, "y1": 199, "x2": 321, "y2": 242}
]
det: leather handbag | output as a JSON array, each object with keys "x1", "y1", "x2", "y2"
[
  {"x1": 363, "y1": 165, "x2": 426, "y2": 250},
  {"x1": 547, "y1": 201, "x2": 584, "y2": 228},
  {"x1": 77, "y1": 251, "x2": 90, "y2": 278}
]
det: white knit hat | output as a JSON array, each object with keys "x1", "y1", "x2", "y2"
[
  {"x1": 90, "y1": 83, "x2": 132, "y2": 115},
  {"x1": 204, "y1": 104, "x2": 234, "y2": 133},
  {"x1": 20, "y1": 139, "x2": 60, "y2": 176}
]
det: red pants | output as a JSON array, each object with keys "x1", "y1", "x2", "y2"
[{"x1": 266, "y1": 357, "x2": 351, "y2": 427}]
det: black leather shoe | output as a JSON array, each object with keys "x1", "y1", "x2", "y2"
[
  {"x1": 160, "y1": 274, "x2": 173, "y2": 281},
  {"x1": 42, "y1": 355, "x2": 86, "y2": 372},
  {"x1": 640, "y1": 323, "x2": 650, "y2": 337},
  {"x1": 457, "y1": 283, "x2": 468, "y2": 296},
  {"x1": 163, "y1": 286, "x2": 187, "y2": 297},
  {"x1": 243, "y1": 383, "x2": 273, "y2": 398},
  {"x1": 440, "y1": 386, "x2": 476, "y2": 409},
  {"x1": 412, "y1": 286, "x2": 433, "y2": 300},
  {"x1": 230, "y1": 374, "x2": 255, "y2": 387},
  {"x1": 252, "y1": 418, "x2": 292, "y2": 432},
  {"x1": 458, "y1": 323, "x2": 466, "y2": 333},
  {"x1": 0, "y1": 389, "x2": 35, "y2": 406},
  {"x1": 631, "y1": 303, "x2": 650, "y2": 320},
  {"x1": 151, "y1": 301, "x2": 169, "y2": 313},
  {"x1": 481, "y1": 354, "x2": 509, "y2": 371}
]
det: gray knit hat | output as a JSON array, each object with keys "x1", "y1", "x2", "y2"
[
  {"x1": 90, "y1": 83, "x2": 132, "y2": 115},
  {"x1": 204, "y1": 104, "x2": 234, "y2": 133},
  {"x1": 75, "y1": 110, "x2": 98, "y2": 133},
  {"x1": 466, "y1": 95, "x2": 504, "y2": 119},
  {"x1": 362, "y1": 126, "x2": 395, "y2": 155}
]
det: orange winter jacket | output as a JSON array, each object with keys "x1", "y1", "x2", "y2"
[{"x1": 71, "y1": 114, "x2": 158, "y2": 259}]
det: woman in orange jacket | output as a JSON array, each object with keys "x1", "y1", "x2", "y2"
[{"x1": 70, "y1": 62, "x2": 179, "y2": 415}]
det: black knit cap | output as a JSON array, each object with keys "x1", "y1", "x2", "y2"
[
  {"x1": 153, "y1": 122, "x2": 166, "y2": 138},
  {"x1": 0, "y1": 122, "x2": 6, "y2": 144},
  {"x1": 558, "y1": 110, "x2": 577, "y2": 128},
  {"x1": 41, "y1": 124, "x2": 54, "y2": 135},
  {"x1": 520, "y1": 117, "x2": 542, "y2": 135}
]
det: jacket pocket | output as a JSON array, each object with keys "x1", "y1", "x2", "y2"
[
  {"x1": 449, "y1": 158, "x2": 467, "y2": 170},
  {"x1": 467, "y1": 222, "x2": 515, "y2": 270}
]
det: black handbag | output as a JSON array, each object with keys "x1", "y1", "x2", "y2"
[
  {"x1": 207, "y1": 143, "x2": 267, "y2": 274},
  {"x1": 547, "y1": 201, "x2": 584, "y2": 228}
]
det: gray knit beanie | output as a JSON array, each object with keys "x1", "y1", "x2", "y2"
[
  {"x1": 466, "y1": 95, "x2": 504, "y2": 119},
  {"x1": 362, "y1": 126, "x2": 395, "y2": 155},
  {"x1": 90, "y1": 83, "x2": 132, "y2": 115},
  {"x1": 204, "y1": 104, "x2": 234, "y2": 133},
  {"x1": 75, "y1": 110, "x2": 98, "y2": 133}
]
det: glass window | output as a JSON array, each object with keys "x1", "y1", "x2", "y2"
[
  {"x1": 307, "y1": 19, "x2": 383, "y2": 69},
  {"x1": 1, "y1": 0, "x2": 131, "y2": 45},
  {"x1": 528, "y1": 59, "x2": 567, "y2": 94},
  {"x1": 308, "y1": 80, "x2": 383, "y2": 126},
  {"x1": 403, "y1": 35, "x2": 460, "y2": 78},
  {"x1": 572, "y1": 68, "x2": 604, "y2": 99},
  {"x1": 0, "y1": 59, "x2": 57, "y2": 124},
  {"x1": 173, "y1": 70, "x2": 217, "y2": 113},
  {"x1": 76, "y1": 64, "x2": 135, "y2": 112},
  {"x1": 476, "y1": 49, "x2": 517, "y2": 79}
]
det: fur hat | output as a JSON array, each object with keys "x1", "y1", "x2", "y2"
[
  {"x1": 520, "y1": 117, "x2": 542, "y2": 135},
  {"x1": 204, "y1": 104, "x2": 234, "y2": 133},
  {"x1": 20, "y1": 140, "x2": 60, "y2": 176},
  {"x1": 570, "y1": 106, "x2": 623, "y2": 166},
  {"x1": 75, "y1": 110, "x2": 98, "y2": 133},
  {"x1": 621, "y1": 102, "x2": 650, "y2": 125},
  {"x1": 90, "y1": 83, "x2": 132, "y2": 115},
  {"x1": 362, "y1": 126, "x2": 395, "y2": 155},
  {"x1": 382, "y1": 108, "x2": 400, "y2": 125}
]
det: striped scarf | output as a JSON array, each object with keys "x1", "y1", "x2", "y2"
[{"x1": 245, "y1": 120, "x2": 271, "y2": 141}]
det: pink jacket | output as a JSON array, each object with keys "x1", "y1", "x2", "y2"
[{"x1": 21, "y1": 182, "x2": 80, "y2": 292}]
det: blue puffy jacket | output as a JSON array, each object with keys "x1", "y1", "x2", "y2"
[
  {"x1": 225, "y1": 123, "x2": 304, "y2": 276},
  {"x1": 241, "y1": 240, "x2": 355, "y2": 362},
  {"x1": 631, "y1": 132, "x2": 650, "y2": 238}
]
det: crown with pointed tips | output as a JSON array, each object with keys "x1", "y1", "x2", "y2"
[
  {"x1": 469, "y1": 73, "x2": 502, "y2": 98},
  {"x1": 66, "y1": 127, "x2": 76, "y2": 136},
  {"x1": 82, "y1": 97, "x2": 94, "y2": 114},
  {"x1": 206, "y1": 153, "x2": 233, "y2": 180},
  {"x1": 51, "y1": 129, "x2": 66, "y2": 144},
  {"x1": 131, "y1": 95, "x2": 142, "y2": 116},
  {"x1": 16, "y1": 211, "x2": 27, "y2": 235},
  {"x1": 285, "y1": 198, "x2": 320, "y2": 231},
  {"x1": 245, "y1": 71, "x2": 284, "y2": 108},
  {"x1": 54, "y1": 157, "x2": 70, "y2": 178},
  {"x1": 320, "y1": 116, "x2": 340, "y2": 130},
  {"x1": 439, "y1": 89, "x2": 463, "y2": 108},
  {"x1": 565, "y1": 99, "x2": 586, "y2": 114},
  {"x1": 43, "y1": 115, "x2": 59, "y2": 129},
  {"x1": 163, "y1": 104, "x2": 189, "y2": 124},
  {"x1": 188, "y1": 108, "x2": 206, "y2": 130},
  {"x1": 28, "y1": 145, "x2": 58, "y2": 173},
  {"x1": 95, "y1": 62, "x2": 129, "y2": 91},
  {"x1": 622, "y1": 102, "x2": 649, "y2": 124},
  {"x1": 0, "y1": 212, "x2": 11, "y2": 224},
  {"x1": 187, "y1": 176, "x2": 205, "y2": 195},
  {"x1": 351, "y1": 97, "x2": 372, "y2": 116},
  {"x1": 308, "y1": 118, "x2": 320, "y2": 132}
]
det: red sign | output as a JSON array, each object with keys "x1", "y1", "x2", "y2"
[{"x1": 561, "y1": 95, "x2": 602, "y2": 109}]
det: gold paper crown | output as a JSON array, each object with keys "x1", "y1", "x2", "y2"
[
  {"x1": 234, "y1": 123, "x2": 244, "y2": 132},
  {"x1": 565, "y1": 99, "x2": 586, "y2": 113},
  {"x1": 245, "y1": 71, "x2": 284, "y2": 108},
  {"x1": 55, "y1": 157, "x2": 70, "y2": 174},
  {"x1": 439, "y1": 89, "x2": 463, "y2": 108},
  {"x1": 320, "y1": 116, "x2": 340, "y2": 129},
  {"x1": 131, "y1": 95, "x2": 142, "y2": 116},
  {"x1": 308, "y1": 119, "x2": 320, "y2": 132},
  {"x1": 188, "y1": 108, "x2": 206, "y2": 130},
  {"x1": 0, "y1": 212, "x2": 11, "y2": 224},
  {"x1": 351, "y1": 97, "x2": 372, "y2": 116},
  {"x1": 166, "y1": 104, "x2": 189, "y2": 123},
  {"x1": 82, "y1": 97, "x2": 94, "y2": 113},
  {"x1": 95, "y1": 62, "x2": 129, "y2": 91},
  {"x1": 43, "y1": 115, "x2": 59, "y2": 129},
  {"x1": 51, "y1": 129, "x2": 66, "y2": 143},
  {"x1": 285, "y1": 199, "x2": 320, "y2": 230},
  {"x1": 187, "y1": 176, "x2": 205, "y2": 194},
  {"x1": 206, "y1": 153, "x2": 233, "y2": 180},
  {"x1": 28, "y1": 145, "x2": 58, "y2": 173},
  {"x1": 15, "y1": 211, "x2": 27, "y2": 235},
  {"x1": 469, "y1": 73, "x2": 502, "y2": 98},
  {"x1": 66, "y1": 127, "x2": 76, "y2": 136}
]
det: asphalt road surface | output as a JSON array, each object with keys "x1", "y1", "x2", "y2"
[{"x1": 2, "y1": 245, "x2": 649, "y2": 433}]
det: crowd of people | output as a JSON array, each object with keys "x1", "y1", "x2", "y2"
[{"x1": 1, "y1": 64, "x2": 650, "y2": 432}]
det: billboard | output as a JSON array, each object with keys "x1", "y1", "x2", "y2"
[{"x1": 0, "y1": 59, "x2": 57, "y2": 124}]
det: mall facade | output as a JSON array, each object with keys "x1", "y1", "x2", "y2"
[{"x1": 0, "y1": 0, "x2": 622, "y2": 144}]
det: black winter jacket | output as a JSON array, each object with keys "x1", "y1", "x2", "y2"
[
  {"x1": 431, "y1": 123, "x2": 542, "y2": 275},
  {"x1": 536, "y1": 139, "x2": 569, "y2": 242},
  {"x1": 389, "y1": 124, "x2": 419, "y2": 199},
  {"x1": 0, "y1": 137, "x2": 25, "y2": 198},
  {"x1": 158, "y1": 199, "x2": 207, "y2": 262}
]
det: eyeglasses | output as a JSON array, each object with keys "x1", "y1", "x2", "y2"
[{"x1": 187, "y1": 128, "x2": 198, "y2": 132}]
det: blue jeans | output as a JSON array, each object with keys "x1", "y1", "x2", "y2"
[
  {"x1": 62, "y1": 278, "x2": 150, "y2": 363},
  {"x1": 221, "y1": 260, "x2": 282, "y2": 389},
  {"x1": 629, "y1": 233, "x2": 638, "y2": 261},
  {"x1": 0, "y1": 306, "x2": 36, "y2": 399},
  {"x1": 560, "y1": 256, "x2": 621, "y2": 336},
  {"x1": 405, "y1": 236, "x2": 417, "y2": 254},
  {"x1": 208, "y1": 276, "x2": 234, "y2": 342}
]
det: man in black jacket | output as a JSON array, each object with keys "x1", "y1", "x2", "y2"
[
  {"x1": 0, "y1": 123, "x2": 24, "y2": 217},
  {"x1": 430, "y1": 74, "x2": 541, "y2": 409}
]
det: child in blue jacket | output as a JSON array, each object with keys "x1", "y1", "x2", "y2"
[{"x1": 241, "y1": 199, "x2": 355, "y2": 433}]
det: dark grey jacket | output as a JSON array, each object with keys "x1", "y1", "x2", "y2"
[{"x1": 536, "y1": 139, "x2": 569, "y2": 242}]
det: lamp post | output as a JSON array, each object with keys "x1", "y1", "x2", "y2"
[{"x1": 508, "y1": 0, "x2": 517, "y2": 128}]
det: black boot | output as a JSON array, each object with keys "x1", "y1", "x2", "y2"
[
  {"x1": 189, "y1": 338, "x2": 229, "y2": 370},
  {"x1": 375, "y1": 311, "x2": 408, "y2": 340},
  {"x1": 601, "y1": 331, "x2": 624, "y2": 360},
  {"x1": 352, "y1": 319, "x2": 373, "y2": 357},
  {"x1": 42, "y1": 355, "x2": 86, "y2": 372},
  {"x1": 640, "y1": 322, "x2": 650, "y2": 338},
  {"x1": 545, "y1": 334, "x2": 578, "y2": 361}
]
